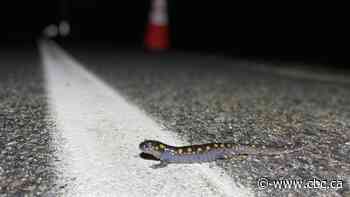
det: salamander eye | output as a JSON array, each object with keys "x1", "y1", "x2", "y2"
[
  {"x1": 139, "y1": 141, "x2": 154, "y2": 151},
  {"x1": 139, "y1": 142, "x2": 148, "y2": 150}
]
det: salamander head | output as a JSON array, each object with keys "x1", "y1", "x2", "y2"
[{"x1": 139, "y1": 140, "x2": 168, "y2": 159}]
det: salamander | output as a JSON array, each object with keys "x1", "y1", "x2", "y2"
[{"x1": 139, "y1": 140, "x2": 304, "y2": 169}]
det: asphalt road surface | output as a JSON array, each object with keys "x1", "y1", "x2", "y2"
[{"x1": 0, "y1": 40, "x2": 349, "y2": 197}]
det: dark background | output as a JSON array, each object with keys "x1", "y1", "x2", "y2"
[{"x1": 1, "y1": 1, "x2": 348, "y2": 66}]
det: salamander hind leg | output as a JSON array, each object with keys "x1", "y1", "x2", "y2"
[{"x1": 151, "y1": 161, "x2": 169, "y2": 169}]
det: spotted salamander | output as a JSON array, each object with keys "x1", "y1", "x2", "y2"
[{"x1": 139, "y1": 140, "x2": 303, "y2": 169}]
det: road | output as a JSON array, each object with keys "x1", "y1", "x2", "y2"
[{"x1": 0, "y1": 40, "x2": 349, "y2": 196}]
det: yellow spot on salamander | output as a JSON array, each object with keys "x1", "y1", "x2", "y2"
[
  {"x1": 206, "y1": 146, "x2": 211, "y2": 150},
  {"x1": 220, "y1": 144, "x2": 225, "y2": 148},
  {"x1": 177, "y1": 148, "x2": 183, "y2": 154},
  {"x1": 187, "y1": 147, "x2": 192, "y2": 153},
  {"x1": 214, "y1": 144, "x2": 219, "y2": 148},
  {"x1": 159, "y1": 144, "x2": 165, "y2": 149},
  {"x1": 226, "y1": 144, "x2": 232, "y2": 148},
  {"x1": 154, "y1": 146, "x2": 159, "y2": 150},
  {"x1": 197, "y1": 147, "x2": 202, "y2": 152}
]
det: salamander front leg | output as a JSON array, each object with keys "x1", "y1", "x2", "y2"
[{"x1": 151, "y1": 161, "x2": 168, "y2": 169}]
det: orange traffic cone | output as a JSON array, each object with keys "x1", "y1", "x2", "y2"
[{"x1": 144, "y1": 0, "x2": 170, "y2": 51}]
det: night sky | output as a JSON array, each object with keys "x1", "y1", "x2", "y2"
[{"x1": 1, "y1": 1, "x2": 348, "y2": 65}]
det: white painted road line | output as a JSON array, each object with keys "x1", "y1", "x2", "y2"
[{"x1": 39, "y1": 40, "x2": 252, "y2": 197}]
